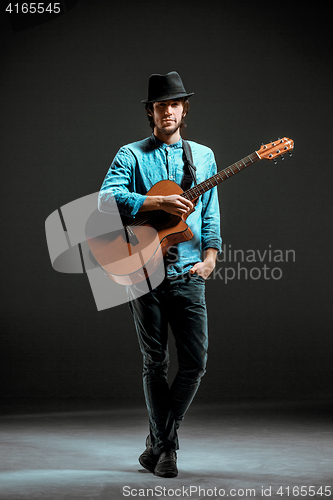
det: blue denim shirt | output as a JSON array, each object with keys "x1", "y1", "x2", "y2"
[{"x1": 98, "y1": 135, "x2": 222, "y2": 277}]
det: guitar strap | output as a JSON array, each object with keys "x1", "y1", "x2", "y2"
[{"x1": 182, "y1": 139, "x2": 197, "y2": 186}]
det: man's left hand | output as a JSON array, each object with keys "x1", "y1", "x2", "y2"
[{"x1": 189, "y1": 248, "x2": 218, "y2": 280}]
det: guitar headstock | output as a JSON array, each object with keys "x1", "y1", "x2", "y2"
[{"x1": 257, "y1": 137, "x2": 294, "y2": 162}]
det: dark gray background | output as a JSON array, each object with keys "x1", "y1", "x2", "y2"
[{"x1": 1, "y1": 0, "x2": 332, "y2": 403}]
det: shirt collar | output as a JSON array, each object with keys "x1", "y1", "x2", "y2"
[{"x1": 151, "y1": 134, "x2": 183, "y2": 150}]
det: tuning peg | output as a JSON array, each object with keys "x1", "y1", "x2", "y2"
[
  {"x1": 288, "y1": 151, "x2": 293, "y2": 157},
  {"x1": 281, "y1": 155, "x2": 284, "y2": 160},
  {"x1": 273, "y1": 158, "x2": 277, "y2": 165}
]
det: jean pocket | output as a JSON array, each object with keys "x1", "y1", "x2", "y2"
[{"x1": 191, "y1": 273, "x2": 205, "y2": 282}]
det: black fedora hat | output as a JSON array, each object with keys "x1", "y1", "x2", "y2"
[{"x1": 141, "y1": 71, "x2": 194, "y2": 104}]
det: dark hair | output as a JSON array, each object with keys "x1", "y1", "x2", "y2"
[{"x1": 145, "y1": 98, "x2": 190, "y2": 131}]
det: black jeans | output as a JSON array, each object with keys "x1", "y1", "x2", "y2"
[{"x1": 128, "y1": 273, "x2": 208, "y2": 454}]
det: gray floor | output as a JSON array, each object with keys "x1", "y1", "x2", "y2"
[{"x1": 0, "y1": 400, "x2": 332, "y2": 500}]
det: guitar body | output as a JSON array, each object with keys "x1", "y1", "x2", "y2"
[{"x1": 86, "y1": 180, "x2": 194, "y2": 285}]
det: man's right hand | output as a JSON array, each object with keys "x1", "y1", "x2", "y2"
[
  {"x1": 139, "y1": 194, "x2": 193, "y2": 216},
  {"x1": 159, "y1": 195, "x2": 193, "y2": 216}
]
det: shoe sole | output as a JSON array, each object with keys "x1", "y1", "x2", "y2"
[{"x1": 154, "y1": 470, "x2": 178, "y2": 478}]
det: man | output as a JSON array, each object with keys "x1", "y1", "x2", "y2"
[{"x1": 98, "y1": 72, "x2": 222, "y2": 477}]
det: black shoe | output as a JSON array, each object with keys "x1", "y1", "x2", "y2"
[
  {"x1": 154, "y1": 451, "x2": 178, "y2": 478},
  {"x1": 138, "y1": 437, "x2": 159, "y2": 473}
]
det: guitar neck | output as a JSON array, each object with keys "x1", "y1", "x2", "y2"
[{"x1": 183, "y1": 151, "x2": 261, "y2": 201}]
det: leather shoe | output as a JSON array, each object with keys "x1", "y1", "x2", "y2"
[
  {"x1": 138, "y1": 436, "x2": 159, "y2": 473},
  {"x1": 154, "y1": 450, "x2": 178, "y2": 478}
]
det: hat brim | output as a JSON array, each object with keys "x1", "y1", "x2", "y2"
[{"x1": 141, "y1": 92, "x2": 194, "y2": 104}]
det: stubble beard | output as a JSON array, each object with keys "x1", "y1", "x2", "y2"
[{"x1": 155, "y1": 120, "x2": 182, "y2": 137}]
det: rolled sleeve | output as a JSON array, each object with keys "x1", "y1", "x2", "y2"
[{"x1": 98, "y1": 147, "x2": 146, "y2": 218}]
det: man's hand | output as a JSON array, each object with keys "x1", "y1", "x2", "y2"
[
  {"x1": 140, "y1": 194, "x2": 193, "y2": 216},
  {"x1": 159, "y1": 195, "x2": 193, "y2": 216},
  {"x1": 190, "y1": 248, "x2": 218, "y2": 280}
]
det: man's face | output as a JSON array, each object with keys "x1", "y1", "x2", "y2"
[{"x1": 151, "y1": 99, "x2": 185, "y2": 136}]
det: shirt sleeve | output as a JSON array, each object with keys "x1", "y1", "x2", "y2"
[
  {"x1": 200, "y1": 150, "x2": 222, "y2": 253},
  {"x1": 98, "y1": 147, "x2": 146, "y2": 218}
]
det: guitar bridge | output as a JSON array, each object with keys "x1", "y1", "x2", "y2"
[{"x1": 124, "y1": 225, "x2": 139, "y2": 246}]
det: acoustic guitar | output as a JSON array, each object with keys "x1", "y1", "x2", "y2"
[{"x1": 86, "y1": 138, "x2": 294, "y2": 286}]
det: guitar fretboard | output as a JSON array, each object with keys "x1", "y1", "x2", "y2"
[{"x1": 183, "y1": 151, "x2": 260, "y2": 201}]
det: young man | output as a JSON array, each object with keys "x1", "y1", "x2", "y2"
[{"x1": 98, "y1": 72, "x2": 222, "y2": 477}]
